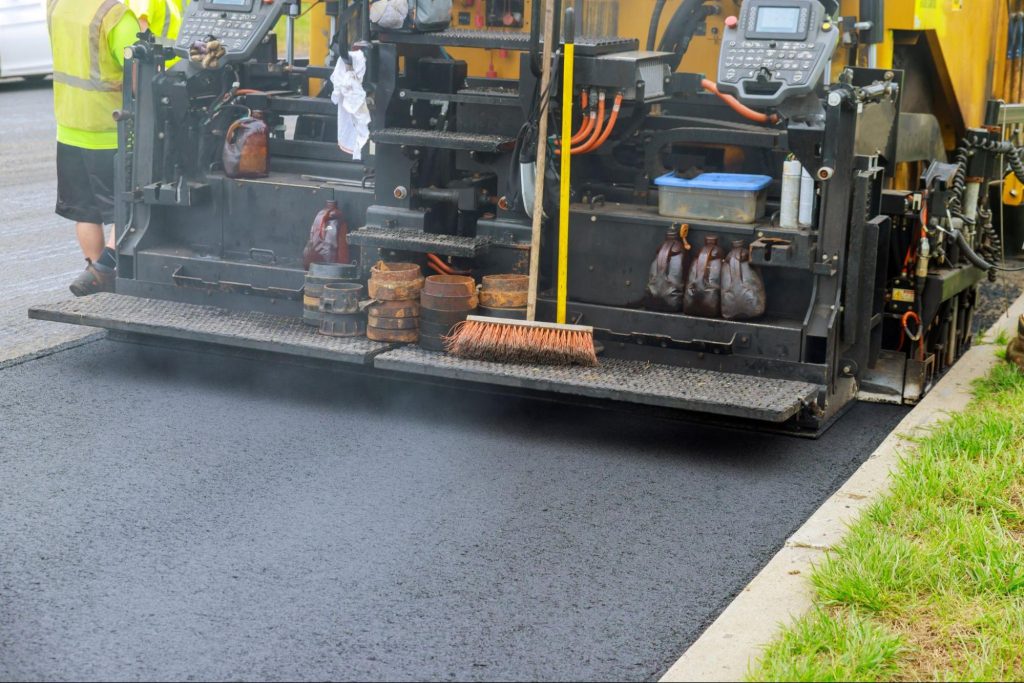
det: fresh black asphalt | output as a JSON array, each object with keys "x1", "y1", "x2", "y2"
[{"x1": 0, "y1": 338, "x2": 908, "y2": 681}]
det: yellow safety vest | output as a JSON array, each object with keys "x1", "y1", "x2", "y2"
[
  {"x1": 47, "y1": 0, "x2": 128, "y2": 134},
  {"x1": 128, "y1": 0, "x2": 186, "y2": 41}
]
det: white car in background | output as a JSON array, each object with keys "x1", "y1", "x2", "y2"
[{"x1": 0, "y1": 0, "x2": 52, "y2": 79}]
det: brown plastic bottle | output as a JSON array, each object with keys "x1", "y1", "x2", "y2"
[
  {"x1": 645, "y1": 225, "x2": 690, "y2": 312},
  {"x1": 721, "y1": 239, "x2": 767, "y2": 320},
  {"x1": 222, "y1": 112, "x2": 269, "y2": 179},
  {"x1": 684, "y1": 235, "x2": 725, "y2": 318},
  {"x1": 303, "y1": 200, "x2": 350, "y2": 269}
]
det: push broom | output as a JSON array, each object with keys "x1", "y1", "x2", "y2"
[{"x1": 446, "y1": 2, "x2": 598, "y2": 367}]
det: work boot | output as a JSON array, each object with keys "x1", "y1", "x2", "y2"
[{"x1": 68, "y1": 260, "x2": 115, "y2": 297}]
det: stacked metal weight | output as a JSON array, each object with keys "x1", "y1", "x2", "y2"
[
  {"x1": 478, "y1": 274, "x2": 529, "y2": 320},
  {"x1": 304, "y1": 263, "x2": 360, "y2": 327},
  {"x1": 318, "y1": 282, "x2": 366, "y2": 337},
  {"x1": 366, "y1": 262, "x2": 424, "y2": 343},
  {"x1": 419, "y1": 275, "x2": 478, "y2": 352}
]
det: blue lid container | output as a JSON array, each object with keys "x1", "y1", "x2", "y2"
[{"x1": 654, "y1": 172, "x2": 773, "y2": 192}]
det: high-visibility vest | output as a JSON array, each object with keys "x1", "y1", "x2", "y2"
[
  {"x1": 129, "y1": 0, "x2": 186, "y2": 41},
  {"x1": 47, "y1": 0, "x2": 128, "y2": 134}
]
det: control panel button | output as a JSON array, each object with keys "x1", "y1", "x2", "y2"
[{"x1": 725, "y1": 15, "x2": 738, "y2": 28}]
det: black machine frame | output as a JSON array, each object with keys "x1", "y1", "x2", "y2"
[{"x1": 35, "y1": 0, "x2": 1002, "y2": 436}]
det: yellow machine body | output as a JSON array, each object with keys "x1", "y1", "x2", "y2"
[{"x1": 309, "y1": 0, "x2": 1009, "y2": 146}]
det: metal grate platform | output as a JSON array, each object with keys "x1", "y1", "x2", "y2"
[
  {"x1": 379, "y1": 28, "x2": 637, "y2": 55},
  {"x1": 374, "y1": 347, "x2": 820, "y2": 423},
  {"x1": 372, "y1": 128, "x2": 516, "y2": 153},
  {"x1": 349, "y1": 227, "x2": 491, "y2": 258},
  {"x1": 29, "y1": 295, "x2": 821, "y2": 424},
  {"x1": 29, "y1": 294, "x2": 391, "y2": 366}
]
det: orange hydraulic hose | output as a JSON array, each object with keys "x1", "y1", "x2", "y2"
[
  {"x1": 568, "y1": 91, "x2": 594, "y2": 145},
  {"x1": 552, "y1": 92, "x2": 594, "y2": 147},
  {"x1": 700, "y1": 78, "x2": 779, "y2": 125},
  {"x1": 427, "y1": 253, "x2": 454, "y2": 274},
  {"x1": 557, "y1": 91, "x2": 605, "y2": 156},
  {"x1": 575, "y1": 92, "x2": 606, "y2": 153},
  {"x1": 571, "y1": 112, "x2": 596, "y2": 145},
  {"x1": 580, "y1": 93, "x2": 624, "y2": 153}
]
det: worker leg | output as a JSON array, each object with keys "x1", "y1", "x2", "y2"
[
  {"x1": 75, "y1": 222, "x2": 106, "y2": 262},
  {"x1": 59, "y1": 144, "x2": 119, "y2": 296}
]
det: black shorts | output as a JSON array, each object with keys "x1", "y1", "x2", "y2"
[{"x1": 55, "y1": 142, "x2": 117, "y2": 225}]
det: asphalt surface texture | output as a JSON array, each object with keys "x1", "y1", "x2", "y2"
[
  {"x1": 0, "y1": 78, "x2": 97, "y2": 365},
  {"x1": 0, "y1": 337, "x2": 907, "y2": 682},
  {"x1": 3, "y1": 77, "x2": 907, "y2": 681}
]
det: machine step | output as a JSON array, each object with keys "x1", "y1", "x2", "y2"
[
  {"x1": 373, "y1": 347, "x2": 820, "y2": 423},
  {"x1": 378, "y1": 28, "x2": 637, "y2": 56},
  {"x1": 30, "y1": 295, "x2": 821, "y2": 426},
  {"x1": 371, "y1": 128, "x2": 516, "y2": 153},
  {"x1": 29, "y1": 294, "x2": 391, "y2": 366},
  {"x1": 348, "y1": 227, "x2": 491, "y2": 258}
]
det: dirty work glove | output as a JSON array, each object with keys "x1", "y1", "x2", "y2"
[{"x1": 369, "y1": 0, "x2": 409, "y2": 30}]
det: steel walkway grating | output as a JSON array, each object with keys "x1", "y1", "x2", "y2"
[
  {"x1": 378, "y1": 28, "x2": 638, "y2": 55},
  {"x1": 374, "y1": 347, "x2": 820, "y2": 423},
  {"x1": 371, "y1": 128, "x2": 515, "y2": 153},
  {"x1": 29, "y1": 294, "x2": 391, "y2": 366},
  {"x1": 348, "y1": 227, "x2": 491, "y2": 257},
  {"x1": 29, "y1": 295, "x2": 821, "y2": 422}
]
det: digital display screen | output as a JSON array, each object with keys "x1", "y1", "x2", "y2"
[
  {"x1": 755, "y1": 7, "x2": 802, "y2": 34},
  {"x1": 205, "y1": 0, "x2": 252, "y2": 8}
]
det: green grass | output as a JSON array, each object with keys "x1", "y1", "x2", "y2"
[{"x1": 749, "y1": 361, "x2": 1024, "y2": 682}]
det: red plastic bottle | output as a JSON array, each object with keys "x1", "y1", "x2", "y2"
[{"x1": 303, "y1": 200, "x2": 350, "y2": 269}]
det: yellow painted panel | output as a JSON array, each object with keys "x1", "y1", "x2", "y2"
[{"x1": 308, "y1": 1, "x2": 1006, "y2": 129}]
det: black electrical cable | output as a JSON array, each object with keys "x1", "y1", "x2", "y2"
[
  {"x1": 947, "y1": 227, "x2": 1024, "y2": 271},
  {"x1": 647, "y1": 0, "x2": 668, "y2": 51},
  {"x1": 657, "y1": 0, "x2": 716, "y2": 71},
  {"x1": 658, "y1": 0, "x2": 705, "y2": 53}
]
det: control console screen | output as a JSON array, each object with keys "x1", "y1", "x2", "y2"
[
  {"x1": 176, "y1": 0, "x2": 283, "y2": 61},
  {"x1": 204, "y1": 0, "x2": 254, "y2": 10},
  {"x1": 755, "y1": 7, "x2": 801, "y2": 34},
  {"x1": 716, "y1": 0, "x2": 838, "y2": 106}
]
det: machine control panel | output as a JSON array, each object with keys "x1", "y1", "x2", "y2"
[
  {"x1": 716, "y1": 0, "x2": 837, "y2": 106},
  {"x1": 174, "y1": 0, "x2": 285, "y2": 63}
]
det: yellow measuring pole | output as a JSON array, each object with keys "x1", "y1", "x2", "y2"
[{"x1": 557, "y1": 7, "x2": 576, "y2": 326}]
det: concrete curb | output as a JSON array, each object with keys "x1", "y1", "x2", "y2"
[{"x1": 660, "y1": 294, "x2": 1024, "y2": 683}]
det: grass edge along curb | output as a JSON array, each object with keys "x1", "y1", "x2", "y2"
[
  {"x1": 747, "y1": 359, "x2": 1024, "y2": 682},
  {"x1": 659, "y1": 294, "x2": 1024, "y2": 683}
]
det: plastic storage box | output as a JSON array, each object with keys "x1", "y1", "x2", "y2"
[{"x1": 654, "y1": 172, "x2": 773, "y2": 223}]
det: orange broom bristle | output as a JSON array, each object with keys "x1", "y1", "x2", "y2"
[{"x1": 445, "y1": 318, "x2": 598, "y2": 367}]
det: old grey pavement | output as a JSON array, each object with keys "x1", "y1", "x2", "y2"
[{"x1": 0, "y1": 79, "x2": 97, "y2": 365}]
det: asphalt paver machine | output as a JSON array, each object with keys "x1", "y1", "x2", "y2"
[{"x1": 32, "y1": 0, "x2": 1020, "y2": 435}]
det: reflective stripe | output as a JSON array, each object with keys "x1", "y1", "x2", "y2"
[
  {"x1": 163, "y1": 1, "x2": 183, "y2": 38},
  {"x1": 89, "y1": 0, "x2": 122, "y2": 83},
  {"x1": 52, "y1": 71, "x2": 122, "y2": 92},
  {"x1": 162, "y1": 0, "x2": 172, "y2": 37}
]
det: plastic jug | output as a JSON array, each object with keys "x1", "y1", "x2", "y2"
[
  {"x1": 303, "y1": 200, "x2": 350, "y2": 269},
  {"x1": 684, "y1": 235, "x2": 725, "y2": 318},
  {"x1": 222, "y1": 113, "x2": 269, "y2": 179},
  {"x1": 645, "y1": 224, "x2": 690, "y2": 312},
  {"x1": 721, "y1": 240, "x2": 767, "y2": 320}
]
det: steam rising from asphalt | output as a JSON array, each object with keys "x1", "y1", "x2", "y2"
[{"x1": 121, "y1": 339, "x2": 780, "y2": 454}]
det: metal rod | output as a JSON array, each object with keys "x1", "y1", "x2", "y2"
[{"x1": 286, "y1": 17, "x2": 295, "y2": 65}]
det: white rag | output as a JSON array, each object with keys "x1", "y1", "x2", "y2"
[
  {"x1": 331, "y1": 51, "x2": 371, "y2": 161},
  {"x1": 369, "y1": 0, "x2": 409, "y2": 30}
]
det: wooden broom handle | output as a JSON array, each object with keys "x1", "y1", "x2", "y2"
[{"x1": 527, "y1": 0, "x2": 557, "y2": 322}]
